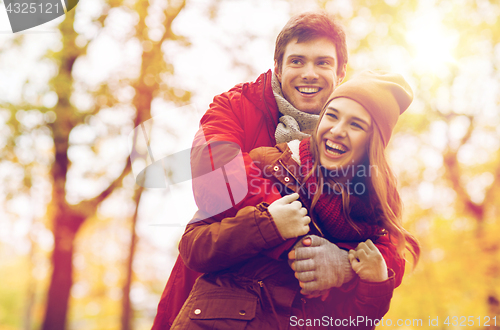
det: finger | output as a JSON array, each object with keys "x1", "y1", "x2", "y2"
[
  {"x1": 308, "y1": 235, "x2": 327, "y2": 247},
  {"x1": 355, "y1": 242, "x2": 368, "y2": 252},
  {"x1": 301, "y1": 280, "x2": 321, "y2": 293},
  {"x1": 348, "y1": 250, "x2": 357, "y2": 264},
  {"x1": 288, "y1": 250, "x2": 296, "y2": 260},
  {"x1": 320, "y1": 290, "x2": 330, "y2": 302},
  {"x1": 290, "y1": 261, "x2": 296, "y2": 271},
  {"x1": 357, "y1": 249, "x2": 368, "y2": 261},
  {"x1": 279, "y1": 193, "x2": 300, "y2": 205},
  {"x1": 304, "y1": 293, "x2": 320, "y2": 299},
  {"x1": 302, "y1": 236, "x2": 312, "y2": 246},
  {"x1": 294, "y1": 246, "x2": 316, "y2": 260},
  {"x1": 294, "y1": 258, "x2": 316, "y2": 272},
  {"x1": 299, "y1": 225, "x2": 310, "y2": 236},
  {"x1": 365, "y1": 239, "x2": 376, "y2": 251},
  {"x1": 290, "y1": 200, "x2": 302, "y2": 209},
  {"x1": 303, "y1": 216, "x2": 311, "y2": 225},
  {"x1": 299, "y1": 207, "x2": 308, "y2": 216},
  {"x1": 295, "y1": 270, "x2": 316, "y2": 282}
]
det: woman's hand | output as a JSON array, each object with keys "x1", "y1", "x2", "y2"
[
  {"x1": 268, "y1": 193, "x2": 310, "y2": 239},
  {"x1": 348, "y1": 239, "x2": 388, "y2": 282}
]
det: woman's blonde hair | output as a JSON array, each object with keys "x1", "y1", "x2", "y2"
[{"x1": 305, "y1": 98, "x2": 420, "y2": 265}]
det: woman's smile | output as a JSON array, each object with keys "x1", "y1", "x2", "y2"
[{"x1": 324, "y1": 139, "x2": 348, "y2": 158}]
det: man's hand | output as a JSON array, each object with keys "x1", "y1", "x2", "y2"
[
  {"x1": 288, "y1": 235, "x2": 355, "y2": 294},
  {"x1": 268, "y1": 193, "x2": 310, "y2": 240},
  {"x1": 348, "y1": 239, "x2": 388, "y2": 282}
]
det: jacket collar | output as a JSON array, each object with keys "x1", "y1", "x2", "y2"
[
  {"x1": 242, "y1": 70, "x2": 276, "y2": 108},
  {"x1": 242, "y1": 70, "x2": 279, "y2": 124},
  {"x1": 267, "y1": 142, "x2": 302, "y2": 189}
]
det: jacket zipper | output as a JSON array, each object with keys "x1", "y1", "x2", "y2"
[
  {"x1": 301, "y1": 298, "x2": 308, "y2": 330},
  {"x1": 278, "y1": 159, "x2": 325, "y2": 237},
  {"x1": 258, "y1": 280, "x2": 283, "y2": 330}
]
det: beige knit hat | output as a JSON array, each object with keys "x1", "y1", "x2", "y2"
[{"x1": 328, "y1": 70, "x2": 413, "y2": 147}]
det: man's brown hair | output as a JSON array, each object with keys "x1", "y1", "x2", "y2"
[{"x1": 274, "y1": 11, "x2": 348, "y2": 75}]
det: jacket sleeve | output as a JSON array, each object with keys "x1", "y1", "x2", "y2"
[
  {"x1": 179, "y1": 203, "x2": 286, "y2": 273},
  {"x1": 181, "y1": 91, "x2": 287, "y2": 273},
  {"x1": 325, "y1": 269, "x2": 395, "y2": 329},
  {"x1": 372, "y1": 235, "x2": 405, "y2": 288},
  {"x1": 349, "y1": 269, "x2": 395, "y2": 327}
]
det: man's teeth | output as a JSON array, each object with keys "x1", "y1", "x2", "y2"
[
  {"x1": 298, "y1": 87, "x2": 319, "y2": 94},
  {"x1": 325, "y1": 140, "x2": 347, "y2": 154}
]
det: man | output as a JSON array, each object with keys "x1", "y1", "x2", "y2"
[{"x1": 152, "y1": 11, "x2": 404, "y2": 329}]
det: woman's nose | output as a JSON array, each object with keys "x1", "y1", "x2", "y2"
[{"x1": 330, "y1": 123, "x2": 347, "y2": 137}]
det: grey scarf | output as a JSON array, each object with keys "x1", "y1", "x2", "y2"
[{"x1": 272, "y1": 73, "x2": 319, "y2": 144}]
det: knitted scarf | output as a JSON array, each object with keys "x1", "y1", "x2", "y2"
[
  {"x1": 272, "y1": 73, "x2": 319, "y2": 144},
  {"x1": 297, "y1": 138, "x2": 381, "y2": 242}
]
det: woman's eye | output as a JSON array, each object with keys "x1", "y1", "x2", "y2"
[
  {"x1": 326, "y1": 113, "x2": 337, "y2": 119},
  {"x1": 351, "y1": 122, "x2": 363, "y2": 129}
]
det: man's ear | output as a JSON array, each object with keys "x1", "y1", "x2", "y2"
[
  {"x1": 274, "y1": 60, "x2": 282, "y2": 82},
  {"x1": 337, "y1": 63, "x2": 347, "y2": 86}
]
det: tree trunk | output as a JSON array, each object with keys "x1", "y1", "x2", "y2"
[
  {"x1": 41, "y1": 216, "x2": 81, "y2": 330},
  {"x1": 121, "y1": 187, "x2": 144, "y2": 330},
  {"x1": 23, "y1": 229, "x2": 36, "y2": 330}
]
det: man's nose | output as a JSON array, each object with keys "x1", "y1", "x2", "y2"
[{"x1": 301, "y1": 62, "x2": 319, "y2": 80}]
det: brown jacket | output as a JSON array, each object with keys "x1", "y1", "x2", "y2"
[{"x1": 172, "y1": 143, "x2": 395, "y2": 330}]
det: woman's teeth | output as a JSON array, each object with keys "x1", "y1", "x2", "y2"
[{"x1": 325, "y1": 140, "x2": 347, "y2": 155}]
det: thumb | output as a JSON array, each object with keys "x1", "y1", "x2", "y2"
[
  {"x1": 276, "y1": 193, "x2": 299, "y2": 205},
  {"x1": 306, "y1": 235, "x2": 326, "y2": 247}
]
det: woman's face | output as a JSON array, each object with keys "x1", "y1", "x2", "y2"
[{"x1": 316, "y1": 97, "x2": 372, "y2": 177}]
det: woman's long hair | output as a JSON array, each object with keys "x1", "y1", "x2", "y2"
[{"x1": 305, "y1": 99, "x2": 420, "y2": 265}]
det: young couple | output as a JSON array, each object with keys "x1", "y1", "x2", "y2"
[{"x1": 152, "y1": 11, "x2": 420, "y2": 330}]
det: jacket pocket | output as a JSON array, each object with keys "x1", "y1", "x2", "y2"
[{"x1": 186, "y1": 291, "x2": 257, "y2": 330}]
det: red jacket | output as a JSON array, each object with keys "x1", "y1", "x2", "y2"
[{"x1": 151, "y1": 70, "x2": 404, "y2": 329}]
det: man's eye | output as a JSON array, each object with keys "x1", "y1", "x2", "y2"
[
  {"x1": 318, "y1": 61, "x2": 329, "y2": 66},
  {"x1": 291, "y1": 59, "x2": 302, "y2": 65}
]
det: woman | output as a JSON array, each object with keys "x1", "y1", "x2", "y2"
[{"x1": 172, "y1": 70, "x2": 420, "y2": 330}]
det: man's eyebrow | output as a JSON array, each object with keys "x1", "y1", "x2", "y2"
[
  {"x1": 317, "y1": 56, "x2": 336, "y2": 61},
  {"x1": 287, "y1": 55, "x2": 336, "y2": 61},
  {"x1": 326, "y1": 107, "x2": 370, "y2": 127}
]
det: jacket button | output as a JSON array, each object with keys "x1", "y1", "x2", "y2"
[
  {"x1": 239, "y1": 310, "x2": 246, "y2": 316},
  {"x1": 273, "y1": 166, "x2": 279, "y2": 171},
  {"x1": 194, "y1": 309, "x2": 201, "y2": 315},
  {"x1": 284, "y1": 177, "x2": 290, "y2": 182}
]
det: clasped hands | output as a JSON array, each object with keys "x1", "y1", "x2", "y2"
[
  {"x1": 268, "y1": 193, "x2": 353, "y2": 301},
  {"x1": 268, "y1": 193, "x2": 388, "y2": 302}
]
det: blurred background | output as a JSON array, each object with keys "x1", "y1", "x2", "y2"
[{"x1": 0, "y1": 0, "x2": 499, "y2": 329}]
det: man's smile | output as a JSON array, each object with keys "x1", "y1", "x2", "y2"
[{"x1": 296, "y1": 86, "x2": 322, "y2": 94}]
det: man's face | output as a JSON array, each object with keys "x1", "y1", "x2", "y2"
[{"x1": 275, "y1": 37, "x2": 346, "y2": 114}]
